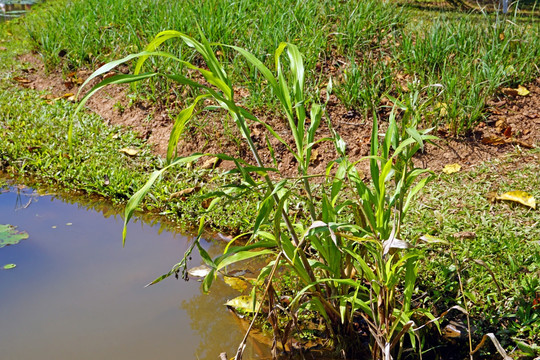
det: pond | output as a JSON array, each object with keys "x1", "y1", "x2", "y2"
[{"x1": 0, "y1": 182, "x2": 271, "y2": 359}]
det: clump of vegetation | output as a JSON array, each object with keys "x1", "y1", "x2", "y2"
[
  {"x1": 2, "y1": 0, "x2": 539, "y2": 358},
  {"x1": 77, "y1": 29, "x2": 442, "y2": 358}
]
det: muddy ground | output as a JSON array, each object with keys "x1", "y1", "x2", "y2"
[{"x1": 16, "y1": 53, "x2": 539, "y2": 178}]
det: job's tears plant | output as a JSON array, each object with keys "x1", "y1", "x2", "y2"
[{"x1": 76, "y1": 30, "x2": 437, "y2": 359}]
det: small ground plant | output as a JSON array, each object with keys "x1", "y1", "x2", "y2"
[{"x1": 77, "y1": 31, "x2": 439, "y2": 359}]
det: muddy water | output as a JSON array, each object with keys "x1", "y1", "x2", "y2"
[{"x1": 0, "y1": 185, "x2": 271, "y2": 360}]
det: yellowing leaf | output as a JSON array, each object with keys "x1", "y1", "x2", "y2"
[
  {"x1": 442, "y1": 163, "x2": 461, "y2": 174},
  {"x1": 496, "y1": 191, "x2": 536, "y2": 209},
  {"x1": 119, "y1": 148, "x2": 139, "y2": 156},
  {"x1": 223, "y1": 276, "x2": 249, "y2": 292},
  {"x1": 516, "y1": 85, "x2": 530, "y2": 96},
  {"x1": 434, "y1": 102, "x2": 448, "y2": 117},
  {"x1": 225, "y1": 295, "x2": 259, "y2": 313}
]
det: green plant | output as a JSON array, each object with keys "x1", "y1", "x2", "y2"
[{"x1": 77, "y1": 30, "x2": 437, "y2": 359}]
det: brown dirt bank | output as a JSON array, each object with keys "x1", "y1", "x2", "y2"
[{"x1": 16, "y1": 53, "x2": 539, "y2": 178}]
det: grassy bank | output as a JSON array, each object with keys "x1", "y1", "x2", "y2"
[
  {"x1": 0, "y1": 21, "x2": 258, "y2": 233},
  {"x1": 24, "y1": 0, "x2": 540, "y2": 134},
  {"x1": 1, "y1": 1, "x2": 539, "y2": 357}
]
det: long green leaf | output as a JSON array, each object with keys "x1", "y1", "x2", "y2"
[
  {"x1": 216, "y1": 249, "x2": 274, "y2": 271},
  {"x1": 167, "y1": 94, "x2": 211, "y2": 163}
]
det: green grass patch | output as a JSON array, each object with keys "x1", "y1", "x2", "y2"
[
  {"x1": 19, "y1": 0, "x2": 540, "y2": 133},
  {"x1": 405, "y1": 150, "x2": 540, "y2": 347}
]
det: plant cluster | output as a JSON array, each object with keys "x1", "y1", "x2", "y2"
[{"x1": 77, "y1": 30, "x2": 442, "y2": 359}]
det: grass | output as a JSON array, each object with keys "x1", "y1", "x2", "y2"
[
  {"x1": 405, "y1": 150, "x2": 540, "y2": 350},
  {"x1": 21, "y1": 0, "x2": 540, "y2": 134}
]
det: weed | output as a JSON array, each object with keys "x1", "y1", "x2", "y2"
[{"x1": 78, "y1": 30, "x2": 441, "y2": 359}]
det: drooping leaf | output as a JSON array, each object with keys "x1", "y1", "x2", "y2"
[
  {"x1": 496, "y1": 190, "x2": 536, "y2": 209},
  {"x1": 0, "y1": 224, "x2": 29, "y2": 248}
]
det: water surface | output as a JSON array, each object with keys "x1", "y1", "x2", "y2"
[{"x1": 0, "y1": 184, "x2": 270, "y2": 360}]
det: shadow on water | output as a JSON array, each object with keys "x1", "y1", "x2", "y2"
[{"x1": 0, "y1": 181, "x2": 271, "y2": 360}]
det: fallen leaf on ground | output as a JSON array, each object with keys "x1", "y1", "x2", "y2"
[
  {"x1": 0, "y1": 46, "x2": 7, "y2": 51},
  {"x1": 452, "y1": 231, "x2": 477, "y2": 239},
  {"x1": 200, "y1": 157, "x2": 221, "y2": 169},
  {"x1": 502, "y1": 85, "x2": 530, "y2": 97},
  {"x1": 495, "y1": 190, "x2": 536, "y2": 209},
  {"x1": 516, "y1": 85, "x2": 530, "y2": 96},
  {"x1": 482, "y1": 135, "x2": 507, "y2": 145},
  {"x1": 442, "y1": 163, "x2": 461, "y2": 174},
  {"x1": 169, "y1": 186, "x2": 201, "y2": 200},
  {"x1": 119, "y1": 148, "x2": 139, "y2": 156},
  {"x1": 13, "y1": 76, "x2": 31, "y2": 84},
  {"x1": 201, "y1": 197, "x2": 215, "y2": 209}
]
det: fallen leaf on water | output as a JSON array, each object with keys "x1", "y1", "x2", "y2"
[
  {"x1": 442, "y1": 163, "x2": 461, "y2": 174},
  {"x1": 223, "y1": 276, "x2": 250, "y2": 292},
  {"x1": 187, "y1": 264, "x2": 211, "y2": 278},
  {"x1": 516, "y1": 85, "x2": 530, "y2": 96},
  {"x1": 0, "y1": 224, "x2": 29, "y2": 248},
  {"x1": 225, "y1": 295, "x2": 259, "y2": 313},
  {"x1": 119, "y1": 148, "x2": 139, "y2": 156},
  {"x1": 495, "y1": 191, "x2": 536, "y2": 209},
  {"x1": 2, "y1": 264, "x2": 16, "y2": 270}
]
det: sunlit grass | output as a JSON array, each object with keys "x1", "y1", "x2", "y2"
[
  {"x1": 405, "y1": 149, "x2": 540, "y2": 346},
  {"x1": 22, "y1": 0, "x2": 540, "y2": 133}
]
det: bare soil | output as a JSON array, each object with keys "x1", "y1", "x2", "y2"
[{"x1": 17, "y1": 53, "x2": 539, "y2": 178}]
